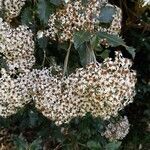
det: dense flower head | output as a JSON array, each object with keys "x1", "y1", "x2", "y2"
[
  {"x1": 0, "y1": 50, "x2": 136, "y2": 125},
  {"x1": 0, "y1": 0, "x2": 26, "y2": 21},
  {"x1": 45, "y1": 0, "x2": 122, "y2": 42},
  {"x1": 0, "y1": 18, "x2": 35, "y2": 74},
  {"x1": 21, "y1": 65, "x2": 63, "y2": 98},
  {"x1": 35, "y1": 51, "x2": 137, "y2": 125},
  {"x1": 0, "y1": 69, "x2": 31, "y2": 117},
  {"x1": 30, "y1": 68, "x2": 63, "y2": 124},
  {"x1": 0, "y1": 65, "x2": 63, "y2": 118},
  {"x1": 102, "y1": 116, "x2": 130, "y2": 140}
]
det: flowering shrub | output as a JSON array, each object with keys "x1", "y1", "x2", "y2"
[{"x1": 0, "y1": 0, "x2": 149, "y2": 149}]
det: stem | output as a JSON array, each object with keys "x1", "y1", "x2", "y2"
[
  {"x1": 54, "y1": 143, "x2": 62, "y2": 150},
  {"x1": 78, "y1": 143, "x2": 87, "y2": 148},
  {"x1": 42, "y1": 48, "x2": 46, "y2": 67},
  {"x1": 63, "y1": 42, "x2": 72, "y2": 77}
]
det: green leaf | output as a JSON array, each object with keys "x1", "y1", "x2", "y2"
[
  {"x1": 90, "y1": 35, "x2": 100, "y2": 50},
  {"x1": 73, "y1": 31, "x2": 92, "y2": 49},
  {"x1": 125, "y1": 46, "x2": 136, "y2": 58},
  {"x1": 97, "y1": 32, "x2": 125, "y2": 47},
  {"x1": 21, "y1": 7, "x2": 33, "y2": 26},
  {"x1": 29, "y1": 110, "x2": 39, "y2": 127},
  {"x1": 37, "y1": 0, "x2": 54, "y2": 24},
  {"x1": 13, "y1": 135, "x2": 28, "y2": 150},
  {"x1": 77, "y1": 43, "x2": 96, "y2": 66},
  {"x1": 0, "y1": 55, "x2": 8, "y2": 71},
  {"x1": 37, "y1": 37, "x2": 48, "y2": 49},
  {"x1": 87, "y1": 141, "x2": 102, "y2": 150},
  {"x1": 29, "y1": 138, "x2": 42, "y2": 150},
  {"x1": 50, "y1": 0, "x2": 62, "y2": 6},
  {"x1": 58, "y1": 42, "x2": 70, "y2": 50},
  {"x1": 77, "y1": 44, "x2": 87, "y2": 66},
  {"x1": 98, "y1": 5, "x2": 116, "y2": 24},
  {"x1": 99, "y1": 49, "x2": 109, "y2": 59},
  {"x1": 105, "y1": 141, "x2": 121, "y2": 150},
  {"x1": 97, "y1": 32, "x2": 135, "y2": 58}
]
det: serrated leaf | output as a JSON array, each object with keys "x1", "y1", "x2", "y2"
[
  {"x1": 38, "y1": 36, "x2": 48, "y2": 49},
  {"x1": 37, "y1": 0, "x2": 54, "y2": 24},
  {"x1": 105, "y1": 141, "x2": 121, "y2": 150},
  {"x1": 97, "y1": 32, "x2": 125, "y2": 47},
  {"x1": 50, "y1": 0, "x2": 62, "y2": 6},
  {"x1": 77, "y1": 43, "x2": 96, "y2": 66},
  {"x1": 125, "y1": 46, "x2": 136, "y2": 58},
  {"x1": 29, "y1": 110, "x2": 39, "y2": 127},
  {"x1": 90, "y1": 35, "x2": 100, "y2": 50},
  {"x1": 29, "y1": 138, "x2": 42, "y2": 150},
  {"x1": 99, "y1": 49, "x2": 109, "y2": 59},
  {"x1": 97, "y1": 32, "x2": 135, "y2": 58},
  {"x1": 21, "y1": 7, "x2": 33, "y2": 26},
  {"x1": 87, "y1": 141, "x2": 101, "y2": 149},
  {"x1": 58, "y1": 42, "x2": 69, "y2": 50},
  {"x1": 0, "y1": 55, "x2": 8, "y2": 71},
  {"x1": 73, "y1": 31, "x2": 91, "y2": 49},
  {"x1": 77, "y1": 44, "x2": 87, "y2": 66},
  {"x1": 13, "y1": 135, "x2": 28, "y2": 150}
]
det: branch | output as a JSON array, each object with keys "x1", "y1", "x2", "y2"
[{"x1": 63, "y1": 42, "x2": 72, "y2": 77}]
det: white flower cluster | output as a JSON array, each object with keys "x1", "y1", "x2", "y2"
[
  {"x1": 35, "y1": 52, "x2": 136, "y2": 125},
  {"x1": 1, "y1": 0, "x2": 26, "y2": 21},
  {"x1": 27, "y1": 68, "x2": 63, "y2": 124},
  {"x1": 0, "y1": 18, "x2": 35, "y2": 74},
  {"x1": 0, "y1": 69, "x2": 31, "y2": 117},
  {"x1": 102, "y1": 116, "x2": 130, "y2": 140},
  {"x1": 0, "y1": 51, "x2": 136, "y2": 125},
  {"x1": 0, "y1": 18, "x2": 35, "y2": 117},
  {"x1": 45, "y1": 0, "x2": 122, "y2": 42},
  {"x1": 0, "y1": 65, "x2": 62, "y2": 118}
]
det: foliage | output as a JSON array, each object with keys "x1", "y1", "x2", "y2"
[
  {"x1": 115, "y1": 0, "x2": 150, "y2": 149},
  {"x1": 0, "y1": 108, "x2": 121, "y2": 149}
]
